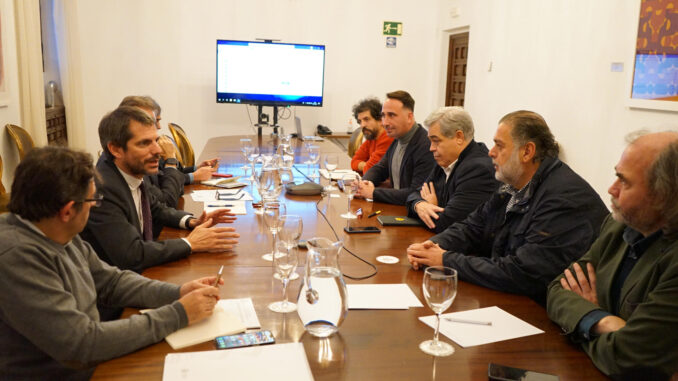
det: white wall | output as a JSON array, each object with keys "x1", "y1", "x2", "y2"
[
  {"x1": 437, "y1": 0, "x2": 678, "y2": 202},
  {"x1": 68, "y1": 0, "x2": 441, "y2": 160},
  {"x1": 0, "y1": 0, "x2": 23, "y2": 188}
]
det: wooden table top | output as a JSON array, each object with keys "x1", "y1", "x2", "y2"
[{"x1": 91, "y1": 135, "x2": 606, "y2": 381}]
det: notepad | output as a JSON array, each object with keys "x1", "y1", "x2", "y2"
[
  {"x1": 201, "y1": 177, "x2": 247, "y2": 188},
  {"x1": 164, "y1": 304, "x2": 246, "y2": 349},
  {"x1": 347, "y1": 284, "x2": 423, "y2": 309},
  {"x1": 204, "y1": 201, "x2": 247, "y2": 215}
]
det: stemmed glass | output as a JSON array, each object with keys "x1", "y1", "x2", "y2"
[
  {"x1": 246, "y1": 146, "x2": 260, "y2": 181},
  {"x1": 277, "y1": 214, "x2": 303, "y2": 281},
  {"x1": 323, "y1": 154, "x2": 338, "y2": 191},
  {"x1": 262, "y1": 202, "x2": 286, "y2": 261},
  {"x1": 420, "y1": 266, "x2": 457, "y2": 357},
  {"x1": 252, "y1": 156, "x2": 267, "y2": 215},
  {"x1": 239, "y1": 138, "x2": 253, "y2": 173},
  {"x1": 340, "y1": 173, "x2": 361, "y2": 219},
  {"x1": 308, "y1": 145, "x2": 320, "y2": 180},
  {"x1": 268, "y1": 241, "x2": 299, "y2": 313}
]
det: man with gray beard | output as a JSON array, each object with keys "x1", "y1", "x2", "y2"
[{"x1": 407, "y1": 110, "x2": 608, "y2": 305}]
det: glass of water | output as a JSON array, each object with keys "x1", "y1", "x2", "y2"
[
  {"x1": 340, "y1": 173, "x2": 361, "y2": 219},
  {"x1": 308, "y1": 145, "x2": 320, "y2": 179},
  {"x1": 268, "y1": 242, "x2": 299, "y2": 313},
  {"x1": 261, "y1": 201, "x2": 286, "y2": 261},
  {"x1": 323, "y1": 154, "x2": 338, "y2": 191},
  {"x1": 420, "y1": 266, "x2": 457, "y2": 356}
]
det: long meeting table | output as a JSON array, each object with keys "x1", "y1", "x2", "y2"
[{"x1": 91, "y1": 136, "x2": 608, "y2": 380}]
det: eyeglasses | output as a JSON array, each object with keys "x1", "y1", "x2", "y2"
[{"x1": 80, "y1": 193, "x2": 104, "y2": 207}]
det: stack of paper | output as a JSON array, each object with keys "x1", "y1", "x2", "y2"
[
  {"x1": 204, "y1": 201, "x2": 247, "y2": 215},
  {"x1": 347, "y1": 284, "x2": 423, "y2": 309},
  {"x1": 418, "y1": 306, "x2": 544, "y2": 347},
  {"x1": 162, "y1": 343, "x2": 314, "y2": 381}
]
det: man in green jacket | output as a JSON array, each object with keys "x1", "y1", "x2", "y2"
[{"x1": 547, "y1": 130, "x2": 678, "y2": 380}]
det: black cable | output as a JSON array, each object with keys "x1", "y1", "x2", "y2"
[{"x1": 292, "y1": 165, "x2": 378, "y2": 280}]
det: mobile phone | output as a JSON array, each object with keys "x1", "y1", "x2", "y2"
[
  {"x1": 215, "y1": 330, "x2": 275, "y2": 350},
  {"x1": 212, "y1": 173, "x2": 233, "y2": 178},
  {"x1": 344, "y1": 226, "x2": 381, "y2": 234},
  {"x1": 488, "y1": 363, "x2": 559, "y2": 381}
]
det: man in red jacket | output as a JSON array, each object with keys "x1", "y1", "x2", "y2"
[{"x1": 350, "y1": 98, "x2": 394, "y2": 174}]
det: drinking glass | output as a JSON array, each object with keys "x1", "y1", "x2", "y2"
[
  {"x1": 252, "y1": 156, "x2": 267, "y2": 215},
  {"x1": 277, "y1": 214, "x2": 303, "y2": 281},
  {"x1": 262, "y1": 202, "x2": 286, "y2": 261},
  {"x1": 268, "y1": 242, "x2": 299, "y2": 313},
  {"x1": 239, "y1": 138, "x2": 253, "y2": 172},
  {"x1": 340, "y1": 173, "x2": 361, "y2": 219},
  {"x1": 420, "y1": 266, "x2": 457, "y2": 356},
  {"x1": 323, "y1": 154, "x2": 338, "y2": 191},
  {"x1": 308, "y1": 145, "x2": 320, "y2": 179},
  {"x1": 247, "y1": 146, "x2": 260, "y2": 181}
]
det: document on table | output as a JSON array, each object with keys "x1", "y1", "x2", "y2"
[
  {"x1": 218, "y1": 298, "x2": 260, "y2": 329},
  {"x1": 164, "y1": 304, "x2": 246, "y2": 349},
  {"x1": 419, "y1": 306, "x2": 544, "y2": 348},
  {"x1": 204, "y1": 201, "x2": 247, "y2": 215},
  {"x1": 162, "y1": 342, "x2": 314, "y2": 381},
  {"x1": 191, "y1": 189, "x2": 253, "y2": 202},
  {"x1": 347, "y1": 283, "x2": 423, "y2": 309},
  {"x1": 319, "y1": 169, "x2": 360, "y2": 180}
]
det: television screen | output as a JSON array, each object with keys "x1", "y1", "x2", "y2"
[{"x1": 216, "y1": 40, "x2": 325, "y2": 107}]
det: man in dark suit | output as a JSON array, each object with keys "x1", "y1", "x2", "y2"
[
  {"x1": 355, "y1": 90, "x2": 436, "y2": 205},
  {"x1": 547, "y1": 131, "x2": 678, "y2": 379},
  {"x1": 81, "y1": 106, "x2": 239, "y2": 274},
  {"x1": 406, "y1": 106, "x2": 498, "y2": 233},
  {"x1": 407, "y1": 111, "x2": 608, "y2": 304}
]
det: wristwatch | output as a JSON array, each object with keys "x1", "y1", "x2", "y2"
[{"x1": 165, "y1": 158, "x2": 179, "y2": 167}]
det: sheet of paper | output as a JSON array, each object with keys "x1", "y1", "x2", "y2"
[
  {"x1": 218, "y1": 298, "x2": 261, "y2": 329},
  {"x1": 162, "y1": 342, "x2": 314, "y2": 381},
  {"x1": 319, "y1": 169, "x2": 359, "y2": 180},
  {"x1": 204, "y1": 201, "x2": 247, "y2": 215},
  {"x1": 347, "y1": 283, "x2": 423, "y2": 309},
  {"x1": 191, "y1": 190, "x2": 219, "y2": 202},
  {"x1": 419, "y1": 306, "x2": 544, "y2": 348},
  {"x1": 164, "y1": 305, "x2": 246, "y2": 349}
]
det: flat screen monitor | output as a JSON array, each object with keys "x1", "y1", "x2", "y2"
[{"x1": 216, "y1": 39, "x2": 325, "y2": 107}]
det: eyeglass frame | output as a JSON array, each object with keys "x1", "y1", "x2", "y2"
[{"x1": 78, "y1": 193, "x2": 104, "y2": 207}]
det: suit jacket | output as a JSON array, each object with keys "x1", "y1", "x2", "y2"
[
  {"x1": 362, "y1": 124, "x2": 436, "y2": 205},
  {"x1": 406, "y1": 140, "x2": 499, "y2": 233},
  {"x1": 81, "y1": 155, "x2": 192, "y2": 273},
  {"x1": 147, "y1": 166, "x2": 185, "y2": 209},
  {"x1": 547, "y1": 216, "x2": 678, "y2": 379},
  {"x1": 430, "y1": 157, "x2": 608, "y2": 304}
]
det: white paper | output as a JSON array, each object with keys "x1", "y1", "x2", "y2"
[
  {"x1": 191, "y1": 189, "x2": 253, "y2": 202},
  {"x1": 162, "y1": 342, "x2": 314, "y2": 381},
  {"x1": 190, "y1": 190, "x2": 218, "y2": 202},
  {"x1": 319, "y1": 169, "x2": 359, "y2": 180},
  {"x1": 218, "y1": 298, "x2": 261, "y2": 329},
  {"x1": 164, "y1": 305, "x2": 246, "y2": 349},
  {"x1": 347, "y1": 283, "x2": 423, "y2": 309},
  {"x1": 204, "y1": 201, "x2": 247, "y2": 215},
  {"x1": 419, "y1": 306, "x2": 544, "y2": 348}
]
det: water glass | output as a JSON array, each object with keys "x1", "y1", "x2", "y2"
[
  {"x1": 268, "y1": 242, "x2": 299, "y2": 313},
  {"x1": 262, "y1": 202, "x2": 286, "y2": 261},
  {"x1": 420, "y1": 266, "x2": 457, "y2": 356}
]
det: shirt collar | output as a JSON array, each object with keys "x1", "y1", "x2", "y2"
[
  {"x1": 622, "y1": 227, "x2": 663, "y2": 259},
  {"x1": 397, "y1": 122, "x2": 418, "y2": 145},
  {"x1": 442, "y1": 160, "x2": 457, "y2": 179},
  {"x1": 116, "y1": 166, "x2": 144, "y2": 191}
]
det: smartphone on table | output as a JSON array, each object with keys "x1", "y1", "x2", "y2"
[
  {"x1": 344, "y1": 226, "x2": 381, "y2": 234},
  {"x1": 215, "y1": 330, "x2": 275, "y2": 350},
  {"x1": 488, "y1": 363, "x2": 559, "y2": 381}
]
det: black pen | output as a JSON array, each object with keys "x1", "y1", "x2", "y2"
[
  {"x1": 207, "y1": 204, "x2": 234, "y2": 207},
  {"x1": 213, "y1": 265, "x2": 224, "y2": 287},
  {"x1": 368, "y1": 210, "x2": 382, "y2": 218}
]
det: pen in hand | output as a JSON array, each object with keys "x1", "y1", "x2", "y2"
[{"x1": 213, "y1": 265, "x2": 224, "y2": 287}]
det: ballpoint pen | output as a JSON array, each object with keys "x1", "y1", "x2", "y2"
[
  {"x1": 368, "y1": 210, "x2": 382, "y2": 218},
  {"x1": 444, "y1": 317, "x2": 492, "y2": 326},
  {"x1": 207, "y1": 204, "x2": 234, "y2": 207},
  {"x1": 213, "y1": 265, "x2": 224, "y2": 287}
]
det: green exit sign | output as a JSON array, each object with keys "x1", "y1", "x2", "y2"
[{"x1": 383, "y1": 21, "x2": 402, "y2": 36}]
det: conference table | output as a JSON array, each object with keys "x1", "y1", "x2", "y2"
[{"x1": 91, "y1": 136, "x2": 607, "y2": 380}]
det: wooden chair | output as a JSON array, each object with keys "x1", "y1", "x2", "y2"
[
  {"x1": 0, "y1": 154, "x2": 9, "y2": 214},
  {"x1": 158, "y1": 134, "x2": 184, "y2": 164},
  {"x1": 5, "y1": 124, "x2": 35, "y2": 161},
  {"x1": 167, "y1": 123, "x2": 194, "y2": 168},
  {"x1": 347, "y1": 128, "x2": 363, "y2": 158}
]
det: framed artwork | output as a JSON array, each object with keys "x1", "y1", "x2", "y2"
[{"x1": 628, "y1": 0, "x2": 678, "y2": 112}]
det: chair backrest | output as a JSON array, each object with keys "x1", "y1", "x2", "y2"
[
  {"x1": 5, "y1": 124, "x2": 35, "y2": 161},
  {"x1": 167, "y1": 123, "x2": 194, "y2": 168},
  {"x1": 0, "y1": 153, "x2": 8, "y2": 214},
  {"x1": 0, "y1": 153, "x2": 5, "y2": 195},
  {"x1": 159, "y1": 134, "x2": 184, "y2": 164},
  {"x1": 347, "y1": 128, "x2": 364, "y2": 158}
]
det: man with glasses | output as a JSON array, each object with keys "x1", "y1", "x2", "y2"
[{"x1": 0, "y1": 147, "x2": 223, "y2": 379}]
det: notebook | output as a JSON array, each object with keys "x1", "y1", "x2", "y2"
[{"x1": 377, "y1": 215, "x2": 424, "y2": 226}]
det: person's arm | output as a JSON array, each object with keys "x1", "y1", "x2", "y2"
[
  {"x1": 351, "y1": 140, "x2": 371, "y2": 172},
  {"x1": 0, "y1": 242, "x2": 187, "y2": 369},
  {"x1": 147, "y1": 169, "x2": 185, "y2": 208},
  {"x1": 361, "y1": 142, "x2": 394, "y2": 187},
  {"x1": 362, "y1": 135, "x2": 393, "y2": 174}
]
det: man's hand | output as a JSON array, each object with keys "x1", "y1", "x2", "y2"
[
  {"x1": 158, "y1": 136, "x2": 177, "y2": 160},
  {"x1": 560, "y1": 262, "x2": 599, "y2": 305},
  {"x1": 180, "y1": 276, "x2": 224, "y2": 297},
  {"x1": 355, "y1": 180, "x2": 375, "y2": 199},
  {"x1": 592, "y1": 315, "x2": 626, "y2": 335},
  {"x1": 357, "y1": 161, "x2": 366, "y2": 172},
  {"x1": 178, "y1": 286, "x2": 220, "y2": 325},
  {"x1": 414, "y1": 201, "x2": 444, "y2": 229},
  {"x1": 420, "y1": 182, "x2": 438, "y2": 205},
  {"x1": 186, "y1": 218, "x2": 240, "y2": 252},
  {"x1": 407, "y1": 240, "x2": 445, "y2": 270},
  {"x1": 199, "y1": 158, "x2": 219, "y2": 169},
  {"x1": 192, "y1": 166, "x2": 217, "y2": 182},
  {"x1": 189, "y1": 209, "x2": 237, "y2": 228}
]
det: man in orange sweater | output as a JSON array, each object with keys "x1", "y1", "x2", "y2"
[{"x1": 350, "y1": 98, "x2": 394, "y2": 174}]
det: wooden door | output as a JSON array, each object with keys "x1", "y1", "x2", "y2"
[{"x1": 445, "y1": 33, "x2": 469, "y2": 107}]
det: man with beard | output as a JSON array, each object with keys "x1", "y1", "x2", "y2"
[
  {"x1": 81, "y1": 106, "x2": 240, "y2": 274},
  {"x1": 547, "y1": 131, "x2": 678, "y2": 380},
  {"x1": 350, "y1": 97, "x2": 393, "y2": 174},
  {"x1": 407, "y1": 110, "x2": 608, "y2": 304}
]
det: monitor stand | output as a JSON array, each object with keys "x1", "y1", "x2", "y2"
[{"x1": 256, "y1": 105, "x2": 281, "y2": 137}]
